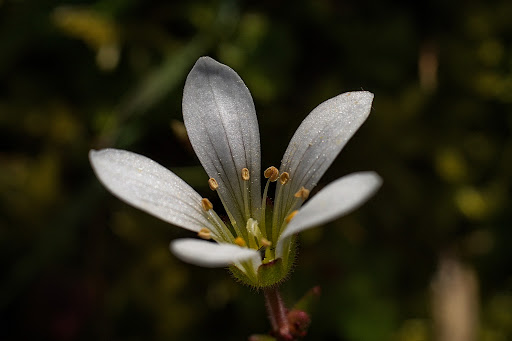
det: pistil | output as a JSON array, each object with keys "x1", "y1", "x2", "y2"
[{"x1": 246, "y1": 218, "x2": 261, "y2": 249}]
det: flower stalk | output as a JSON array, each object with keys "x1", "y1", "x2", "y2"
[
  {"x1": 264, "y1": 287, "x2": 292, "y2": 340},
  {"x1": 260, "y1": 285, "x2": 317, "y2": 341}
]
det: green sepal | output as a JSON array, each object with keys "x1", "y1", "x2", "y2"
[
  {"x1": 229, "y1": 235, "x2": 297, "y2": 289},
  {"x1": 257, "y1": 258, "x2": 284, "y2": 287}
]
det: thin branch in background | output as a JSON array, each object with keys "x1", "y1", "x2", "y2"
[
  {"x1": 418, "y1": 40, "x2": 438, "y2": 92},
  {"x1": 431, "y1": 255, "x2": 479, "y2": 341}
]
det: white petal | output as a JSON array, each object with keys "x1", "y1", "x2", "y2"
[
  {"x1": 90, "y1": 148, "x2": 213, "y2": 233},
  {"x1": 278, "y1": 171, "x2": 382, "y2": 245},
  {"x1": 183, "y1": 57, "x2": 261, "y2": 229},
  {"x1": 170, "y1": 238, "x2": 260, "y2": 268},
  {"x1": 274, "y1": 91, "x2": 374, "y2": 227}
]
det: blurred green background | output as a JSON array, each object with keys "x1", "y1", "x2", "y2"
[{"x1": 1, "y1": 0, "x2": 511, "y2": 340}]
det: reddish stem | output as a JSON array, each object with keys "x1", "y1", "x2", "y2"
[{"x1": 263, "y1": 287, "x2": 292, "y2": 340}]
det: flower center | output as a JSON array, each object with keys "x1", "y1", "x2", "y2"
[{"x1": 202, "y1": 166, "x2": 308, "y2": 260}]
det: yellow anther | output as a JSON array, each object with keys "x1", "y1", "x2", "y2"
[
  {"x1": 201, "y1": 198, "x2": 213, "y2": 211},
  {"x1": 241, "y1": 167, "x2": 250, "y2": 181},
  {"x1": 264, "y1": 166, "x2": 279, "y2": 182},
  {"x1": 294, "y1": 186, "x2": 310, "y2": 200},
  {"x1": 285, "y1": 210, "x2": 299, "y2": 223},
  {"x1": 279, "y1": 172, "x2": 290, "y2": 185},
  {"x1": 260, "y1": 238, "x2": 272, "y2": 247},
  {"x1": 234, "y1": 237, "x2": 246, "y2": 247},
  {"x1": 197, "y1": 228, "x2": 212, "y2": 240},
  {"x1": 208, "y1": 178, "x2": 219, "y2": 191}
]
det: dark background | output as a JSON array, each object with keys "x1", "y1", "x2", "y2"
[{"x1": 1, "y1": 0, "x2": 511, "y2": 340}]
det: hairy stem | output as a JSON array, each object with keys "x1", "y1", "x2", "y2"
[{"x1": 264, "y1": 287, "x2": 292, "y2": 340}]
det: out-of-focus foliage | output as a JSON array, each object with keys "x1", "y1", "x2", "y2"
[{"x1": 1, "y1": 0, "x2": 511, "y2": 340}]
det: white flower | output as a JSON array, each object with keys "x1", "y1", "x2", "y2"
[{"x1": 89, "y1": 57, "x2": 382, "y2": 287}]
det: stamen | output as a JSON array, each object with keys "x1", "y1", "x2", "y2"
[
  {"x1": 205, "y1": 176, "x2": 245, "y2": 241},
  {"x1": 210, "y1": 185, "x2": 245, "y2": 240},
  {"x1": 279, "y1": 172, "x2": 290, "y2": 185},
  {"x1": 264, "y1": 166, "x2": 279, "y2": 182},
  {"x1": 271, "y1": 171, "x2": 290, "y2": 240},
  {"x1": 260, "y1": 167, "x2": 278, "y2": 239},
  {"x1": 241, "y1": 167, "x2": 250, "y2": 181},
  {"x1": 285, "y1": 210, "x2": 299, "y2": 223},
  {"x1": 260, "y1": 237, "x2": 272, "y2": 247},
  {"x1": 294, "y1": 186, "x2": 310, "y2": 201},
  {"x1": 203, "y1": 209, "x2": 234, "y2": 242},
  {"x1": 241, "y1": 168, "x2": 251, "y2": 220},
  {"x1": 208, "y1": 178, "x2": 219, "y2": 191},
  {"x1": 201, "y1": 198, "x2": 213, "y2": 211},
  {"x1": 197, "y1": 227, "x2": 212, "y2": 240},
  {"x1": 234, "y1": 237, "x2": 247, "y2": 247}
]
